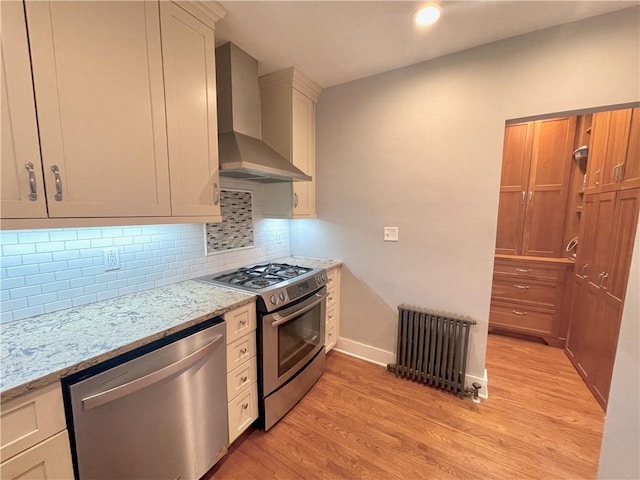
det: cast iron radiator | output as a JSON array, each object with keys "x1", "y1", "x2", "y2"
[{"x1": 387, "y1": 305, "x2": 477, "y2": 396}]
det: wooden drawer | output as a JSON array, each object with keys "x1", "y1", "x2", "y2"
[
  {"x1": 491, "y1": 276, "x2": 563, "y2": 308},
  {"x1": 226, "y1": 357, "x2": 257, "y2": 402},
  {"x1": 228, "y1": 383, "x2": 258, "y2": 444},
  {"x1": 0, "y1": 430, "x2": 73, "y2": 480},
  {"x1": 326, "y1": 306, "x2": 338, "y2": 326},
  {"x1": 325, "y1": 318, "x2": 337, "y2": 352},
  {"x1": 326, "y1": 267, "x2": 340, "y2": 286},
  {"x1": 326, "y1": 286, "x2": 338, "y2": 310},
  {"x1": 224, "y1": 302, "x2": 256, "y2": 344},
  {"x1": 226, "y1": 332, "x2": 256, "y2": 373},
  {"x1": 489, "y1": 301, "x2": 559, "y2": 336},
  {"x1": 493, "y1": 259, "x2": 567, "y2": 282},
  {"x1": 1, "y1": 384, "x2": 66, "y2": 462}
]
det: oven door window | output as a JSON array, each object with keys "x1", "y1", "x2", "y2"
[{"x1": 278, "y1": 304, "x2": 321, "y2": 377}]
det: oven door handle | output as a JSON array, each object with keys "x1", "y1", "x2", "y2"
[{"x1": 271, "y1": 293, "x2": 325, "y2": 328}]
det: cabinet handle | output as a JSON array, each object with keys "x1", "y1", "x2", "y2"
[
  {"x1": 294, "y1": 192, "x2": 299, "y2": 208},
  {"x1": 239, "y1": 348, "x2": 247, "y2": 355},
  {"x1": 616, "y1": 163, "x2": 625, "y2": 182},
  {"x1": 242, "y1": 403, "x2": 249, "y2": 410},
  {"x1": 213, "y1": 182, "x2": 220, "y2": 205},
  {"x1": 241, "y1": 376, "x2": 248, "y2": 382},
  {"x1": 581, "y1": 264, "x2": 588, "y2": 276},
  {"x1": 24, "y1": 162, "x2": 38, "y2": 201},
  {"x1": 239, "y1": 319, "x2": 247, "y2": 327},
  {"x1": 600, "y1": 272, "x2": 609, "y2": 289},
  {"x1": 521, "y1": 191, "x2": 526, "y2": 203},
  {"x1": 515, "y1": 268, "x2": 531, "y2": 273},
  {"x1": 51, "y1": 165, "x2": 63, "y2": 201},
  {"x1": 528, "y1": 191, "x2": 533, "y2": 203},
  {"x1": 594, "y1": 169, "x2": 600, "y2": 186},
  {"x1": 511, "y1": 310, "x2": 528, "y2": 316},
  {"x1": 513, "y1": 284, "x2": 530, "y2": 289},
  {"x1": 597, "y1": 272, "x2": 604, "y2": 285}
]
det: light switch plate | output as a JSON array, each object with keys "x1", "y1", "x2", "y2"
[{"x1": 384, "y1": 227, "x2": 399, "y2": 242}]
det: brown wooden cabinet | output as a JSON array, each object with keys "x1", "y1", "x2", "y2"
[
  {"x1": 489, "y1": 255, "x2": 571, "y2": 346},
  {"x1": 585, "y1": 108, "x2": 636, "y2": 194},
  {"x1": 621, "y1": 107, "x2": 640, "y2": 190},
  {"x1": 495, "y1": 117, "x2": 576, "y2": 257},
  {"x1": 566, "y1": 188, "x2": 640, "y2": 410}
]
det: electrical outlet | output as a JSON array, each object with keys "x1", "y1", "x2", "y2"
[
  {"x1": 384, "y1": 227, "x2": 399, "y2": 242},
  {"x1": 276, "y1": 231, "x2": 282, "y2": 244},
  {"x1": 103, "y1": 248, "x2": 120, "y2": 271}
]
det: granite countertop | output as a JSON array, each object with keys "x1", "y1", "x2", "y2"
[
  {"x1": 0, "y1": 281, "x2": 255, "y2": 402},
  {"x1": 273, "y1": 256, "x2": 343, "y2": 271}
]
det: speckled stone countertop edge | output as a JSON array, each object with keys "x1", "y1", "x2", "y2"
[
  {"x1": 1, "y1": 295, "x2": 256, "y2": 403},
  {"x1": 272, "y1": 256, "x2": 343, "y2": 270}
]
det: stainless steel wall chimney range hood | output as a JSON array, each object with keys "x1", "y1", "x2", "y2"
[{"x1": 215, "y1": 42, "x2": 311, "y2": 183}]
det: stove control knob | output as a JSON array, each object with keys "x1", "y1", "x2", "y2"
[
  {"x1": 270, "y1": 295, "x2": 278, "y2": 305},
  {"x1": 316, "y1": 276, "x2": 321, "y2": 285},
  {"x1": 279, "y1": 292, "x2": 286, "y2": 301},
  {"x1": 322, "y1": 273, "x2": 327, "y2": 282}
]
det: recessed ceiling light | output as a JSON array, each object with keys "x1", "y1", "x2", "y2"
[{"x1": 415, "y1": 6, "x2": 440, "y2": 26}]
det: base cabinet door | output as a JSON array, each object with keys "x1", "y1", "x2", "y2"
[{"x1": 0, "y1": 431, "x2": 73, "y2": 480}]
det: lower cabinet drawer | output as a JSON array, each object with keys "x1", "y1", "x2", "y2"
[
  {"x1": 489, "y1": 301, "x2": 559, "y2": 336},
  {"x1": 325, "y1": 319, "x2": 337, "y2": 352},
  {"x1": 0, "y1": 430, "x2": 74, "y2": 480},
  {"x1": 226, "y1": 333, "x2": 256, "y2": 373},
  {"x1": 491, "y1": 276, "x2": 562, "y2": 308},
  {"x1": 228, "y1": 383, "x2": 258, "y2": 444},
  {"x1": 493, "y1": 259, "x2": 567, "y2": 282},
  {"x1": 226, "y1": 357, "x2": 257, "y2": 402},
  {"x1": 326, "y1": 286, "x2": 338, "y2": 310}
]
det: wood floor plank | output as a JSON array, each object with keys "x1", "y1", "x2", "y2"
[{"x1": 206, "y1": 333, "x2": 604, "y2": 479}]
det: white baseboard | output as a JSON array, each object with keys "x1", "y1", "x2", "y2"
[
  {"x1": 334, "y1": 337, "x2": 395, "y2": 367},
  {"x1": 334, "y1": 336, "x2": 489, "y2": 400}
]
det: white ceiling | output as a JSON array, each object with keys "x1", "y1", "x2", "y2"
[{"x1": 215, "y1": 1, "x2": 637, "y2": 88}]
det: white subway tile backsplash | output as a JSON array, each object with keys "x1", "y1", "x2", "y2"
[{"x1": 0, "y1": 179, "x2": 290, "y2": 322}]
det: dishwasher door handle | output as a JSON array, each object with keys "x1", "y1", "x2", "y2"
[{"x1": 82, "y1": 333, "x2": 224, "y2": 411}]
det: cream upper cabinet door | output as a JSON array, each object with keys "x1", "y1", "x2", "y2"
[
  {"x1": 161, "y1": 2, "x2": 221, "y2": 219},
  {"x1": 0, "y1": 1, "x2": 47, "y2": 219},
  {"x1": 292, "y1": 89, "x2": 316, "y2": 218},
  {"x1": 25, "y1": 1, "x2": 171, "y2": 218}
]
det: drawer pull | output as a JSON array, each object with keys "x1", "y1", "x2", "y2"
[
  {"x1": 513, "y1": 284, "x2": 530, "y2": 289},
  {"x1": 239, "y1": 319, "x2": 247, "y2": 327},
  {"x1": 515, "y1": 268, "x2": 531, "y2": 273},
  {"x1": 241, "y1": 376, "x2": 248, "y2": 382},
  {"x1": 239, "y1": 348, "x2": 248, "y2": 355},
  {"x1": 242, "y1": 403, "x2": 249, "y2": 410},
  {"x1": 511, "y1": 310, "x2": 528, "y2": 316}
]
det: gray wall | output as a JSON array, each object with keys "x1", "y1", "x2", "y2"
[
  {"x1": 291, "y1": 7, "x2": 640, "y2": 380},
  {"x1": 598, "y1": 219, "x2": 640, "y2": 480}
]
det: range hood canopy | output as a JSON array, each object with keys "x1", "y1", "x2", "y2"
[{"x1": 215, "y1": 42, "x2": 311, "y2": 183}]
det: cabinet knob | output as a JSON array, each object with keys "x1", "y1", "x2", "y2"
[
  {"x1": 241, "y1": 376, "x2": 248, "y2": 382},
  {"x1": 240, "y1": 348, "x2": 247, "y2": 355}
]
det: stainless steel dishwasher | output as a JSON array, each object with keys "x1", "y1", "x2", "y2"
[{"x1": 63, "y1": 317, "x2": 228, "y2": 480}]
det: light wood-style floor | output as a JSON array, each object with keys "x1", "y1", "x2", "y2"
[{"x1": 206, "y1": 333, "x2": 604, "y2": 479}]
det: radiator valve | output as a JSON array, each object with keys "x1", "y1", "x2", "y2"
[{"x1": 470, "y1": 382, "x2": 482, "y2": 403}]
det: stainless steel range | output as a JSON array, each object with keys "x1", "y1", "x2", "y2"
[{"x1": 198, "y1": 263, "x2": 328, "y2": 430}]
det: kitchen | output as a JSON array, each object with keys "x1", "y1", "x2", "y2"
[{"x1": 1, "y1": 1, "x2": 639, "y2": 479}]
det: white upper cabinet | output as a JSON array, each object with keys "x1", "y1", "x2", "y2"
[
  {"x1": 25, "y1": 1, "x2": 171, "y2": 218},
  {"x1": 160, "y1": 2, "x2": 221, "y2": 220},
  {"x1": 0, "y1": 1, "x2": 48, "y2": 219},
  {"x1": 260, "y1": 68, "x2": 321, "y2": 219}
]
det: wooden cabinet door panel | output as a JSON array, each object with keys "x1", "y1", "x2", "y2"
[
  {"x1": 161, "y1": 2, "x2": 220, "y2": 218},
  {"x1": 565, "y1": 275, "x2": 586, "y2": 365},
  {"x1": 495, "y1": 123, "x2": 533, "y2": 254},
  {"x1": 621, "y1": 108, "x2": 640, "y2": 190},
  {"x1": 590, "y1": 192, "x2": 616, "y2": 288},
  {"x1": 592, "y1": 294, "x2": 623, "y2": 408},
  {"x1": 522, "y1": 117, "x2": 575, "y2": 257},
  {"x1": 575, "y1": 194, "x2": 598, "y2": 280},
  {"x1": 495, "y1": 190, "x2": 526, "y2": 255},
  {"x1": 607, "y1": 188, "x2": 640, "y2": 301},
  {"x1": 575, "y1": 281, "x2": 602, "y2": 383},
  {"x1": 0, "y1": 2, "x2": 48, "y2": 219},
  {"x1": 26, "y1": 1, "x2": 171, "y2": 217},
  {"x1": 585, "y1": 112, "x2": 609, "y2": 195},
  {"x1": 600, "y1": 109, "x2": 632, "y2": 192}
]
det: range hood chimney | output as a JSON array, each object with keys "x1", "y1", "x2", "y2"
[{"x1": 215, "y1": 42, "x2": 311, "y2": 183}]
